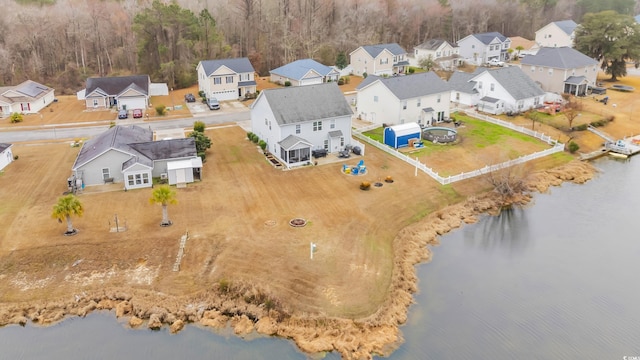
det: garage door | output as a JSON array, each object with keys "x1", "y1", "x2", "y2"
[
  {"x1": 210, "y1": 89, "x2": 237, "y2": 101},
  {"x1": 118, "y1": 97, "x2": 147, "y2": 111},
  {"x1": 300, "y1": 78, "x2": 322, "y2": 86}
]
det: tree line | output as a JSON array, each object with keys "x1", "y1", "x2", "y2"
[{"x1": 1, "y1": 0, "x2": 638, "y2": 93}]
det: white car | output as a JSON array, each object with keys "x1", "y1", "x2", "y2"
[{"x1": 487, "y1": 58, "x2": 505, "y2": 67}]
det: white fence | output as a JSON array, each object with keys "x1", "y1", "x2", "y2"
[{"x1": 352, "y1": 111, "x2": 564, "y2": 185}]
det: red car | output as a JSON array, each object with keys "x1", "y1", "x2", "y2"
[{"x1": 132, "y1": 109, "x2": 143, "y2": 118}]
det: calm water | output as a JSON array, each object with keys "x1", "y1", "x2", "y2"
[{"x1": 1, "y1": 157, "x2": 639, "y2": 359}]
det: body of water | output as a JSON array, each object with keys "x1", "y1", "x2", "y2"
[{"x1": 1, "y1": 157, "x2": 639, "y2": 359}]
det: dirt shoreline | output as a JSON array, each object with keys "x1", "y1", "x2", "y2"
[{"x1": 0, "y1": 160, "x2": 596, "y2": 359}]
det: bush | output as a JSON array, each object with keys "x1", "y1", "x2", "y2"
[
  {"x1": 408, "y1": 67, "x2": 415, "y2": 74},
  {"x1": 10, "y1": 113, "x2": 23, "y2": 123},
  {"x1": 337, "y1": 78, "x2": 345, "y2": 85},
  {"x1": 193, "y1": 120, "x2": 205, "y2": 133},
  {"x1": 360, "y1": 181, "x2": 371, "y2": 190},
  {"x1": 247, "y1": 131, "x2": 254, "y2": 140},
  {"x1": 155, "y1": 105, "x2": 166, "y2": 116},
  {"x1": 568, "y1": 141, "x2": 580, "y2": 153},
  {"x1": 258, "y1": 139, "x2": 267, "y2": 150},
  {"x1": 197, "y1": 151, "x2": 206, "y2": 161},
  {"x1": 251, "y1": 133, "x2": 259, "y2": 143},
  {"x1": 109, "y1": 121, "x2": 116, "y2": 128},
  {"x1": 284, "y1": 80, "x2": 292, "y2": 87},
  {"x1": 13, "y1": 155, "x2": 19, "y2": 160},
  {"x1": 362, "y1": 72, "x2": 368, "y2": 78},
  {"x1": 198, "y1": 90, "x2": 205, "y2": 98},
  {"x1": 574, "y1": 124, "x2": 588, "y2": 131},
  {"x1": 342, "y1": 76, "x2": 350, "y2": 84}
]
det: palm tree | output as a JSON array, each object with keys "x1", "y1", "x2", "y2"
[
  {"x1": 52, "y1": 194, "x2": 84, "y2": 235},
  {"x1": 150, "y1": 185, "x2": 177, "y2": 226}
]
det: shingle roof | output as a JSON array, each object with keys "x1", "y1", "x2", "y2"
[
  {"x1": 278, "y1": 134, "x2": 312, "y2": 150},
  {"x1": 0, "y1": 80, "x2": 52, "y2": 104},
  {"x1": 261, "y1": 83, "x2": 352, "y2": 126},
  {"x1": 414, "y1": 39, "x2": 455, "y2": 50},
  {"x1": 0, "y1": 143, "x2": 12, "y2": 153},
  {"x1": 129, "y1": 138, "x2": 196, "y2": 161},
  {"x1": 479, "y1": 67, "x2": 545, "y2": 100},
  {"x1": 85, "y1": 75, "x2": 150, "y2": 96},
  {"x1": 480, "y1": 96, "x2": 500, "y2": 103},
  {"x1": 360, "y1": 43, "x2": 406, "y2": 57},
  {"x1": 472, "y1": 32, "x2": 508, "y2": 45},
  {"x1": 552, "y1": 20, "x2": 578, "y2": 35},
  {"x1": 269, "y1": 59, "x2": 335, "y2": 81},
  {"x1": 521, "y1": 47, "x2": 597, "y2": 69},
  {"x1": 564, "y1": 75, "x2": 587, "y2": 85},
  {"x1": 199, "y1": 58, "x2": 255, "y2": 76},
  {"x1": 357, "y1": 72, "x2": 450, "y2": 100},
  {"x1": 448, "y1": 71, "x2": 478, "y2": 94}
]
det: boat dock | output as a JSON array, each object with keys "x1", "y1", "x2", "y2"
[{"x1": 584, "y1": 127, "x2": 640, "y2": 159}]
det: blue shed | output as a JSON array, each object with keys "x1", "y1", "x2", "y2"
[{"x1": 383, "y1": 123, "x2": 422, "y2": 149}]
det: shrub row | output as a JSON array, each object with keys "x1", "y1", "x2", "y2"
[{"x1": 247, "y1": 132, "x2": 267, "y2": 150}]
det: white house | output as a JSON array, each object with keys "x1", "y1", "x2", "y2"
[
  {"x1": 449, "y1": 67, "x2": 545, "y2": 115},
  {"x1": 269, "y1": 59, "x2": 340, "y2": 86},
  {"x1": 250, "y1": 83, "x2": 353, "y2": 168},
  {"x1": 0, "y1": 143, "x2": 13, "y2": 171},
  {"x1": 81, "y1": 75, "x2": 150, "y2": 111},
  {"x1": 520, "y1": 47, "x2": 598, "y2": 96},
  {"x1": 0, "y1": 80, "x2": 55, "y2": 117},
  {"x1": 349, "y1": 43, "x2": 409, "y2": 76},
  {"x1": 355, "y1": 72, "x2": 451, "y2": 127},
  {"x1": 196, "y1": 57, "x2": 256, "y2": 101},
  {"x1": 410, "y1": 39, "x2": 461, "y2": 70},
  {"x1": 72, "y1": 125, "x2": 202, "y2": 190},
  {"x1": 457, "y1": 32, "x2": 511, "y2": 66},
  {"x1": 535, "y1": 20, "x2": 578, "y2": 48}
]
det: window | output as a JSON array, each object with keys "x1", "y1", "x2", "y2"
[
  {"x1": 295, "y1": 124, "x2": 300, "y2": 134},
  {"x1": 472, "y1": 44, "x2": 475, "y2": 49},
  {"x1": 330, "y1": 119, "x2": 336, "y2": 129},
  {"x1": 490, "y1": 83, "x2": 495, "y2": 91},
  {"x1": 128, "y1": 175, "x2": 134, "y2": 186},
  {"x1": 548, "y1": 68, "x2": 553, "y2": 75},
  {"x1": 436, "y1": 52, "x2": 441, "y2": 57},
  {"x1": 437, "y1": 94, "x2": 441, "y2": 103},
  {"x1": 402, "y1": 101, "x2": 407, "y2": 110},
  {"x1": 128, "y1": 173, "x2": 149, "y2": 186},
  {"x1": 340, "y1": 137, "x2": 344, "y2": 146},
  {"x1": 417, "y1": 98, "x2": 421, "y2": 107},
  {"x1": 323, "y1": 140, "x2": 328, "y2": 150},
  {"x1": 478, "y1": 81, "x2": 483, "y2": 89},
  {"x1": 374, "y1": 95, "x2": 378, "y2": 102},
  {"x1": 214, "y1": 77, "x2": 221, "y2": 85},
  {"x1": 456, "y1": 92, "x2": 460, "y2": 101},
  {"x1": 531, "y1": 66, "x2": 535, "y2": 72},
  {"x1": 226, "y1": 76, "x2": 234, "y2": 83},
  {"x1": 517, "y1": 101, "x2": 523, "y2": 109},
  {"x1": 380, "y1": 58, "x2": 389, "y2": 65},
  {"x1": 265, "y1": 118, "x2": 268, "y2": 125},
  {"x1": 534, "y1": 97, "x2": 540, "y2": 105},
  {"x1": 93, "y1": 99, "x2": 98, "y2": 107},
  {"x1": 313, "y1": 121, "x2": 323, "y2": 131},
  {"x1": 102, "y1": 168, "x2": 110, "y2": 180}
]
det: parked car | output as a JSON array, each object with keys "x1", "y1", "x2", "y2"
[
  {"x1": 207, "y1": 97, "x2": 220, "y2": 110},
  {"x1": 184, "y1": 93, "x2": 196, "y2": 102},
  {"x1": 132, "y1": 109, "x2": 143, "y2": 118},
  {"x1": 118, "y1": 109, "x2": 128, "y2": 119},
  {"x1": 487, "y1": 58, "x2": 505, "y2": 67}
]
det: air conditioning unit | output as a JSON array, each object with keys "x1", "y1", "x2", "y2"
[{"x1": 160, "y1": 173, "x2": 168, "y2": 180}]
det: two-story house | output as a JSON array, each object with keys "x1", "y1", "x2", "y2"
[
  {"x1": 449, "y1": 67, "x2": 545, "y2": 115},
  {"x1": 250, "y1": 83, "x2": 353, "y2": 168},
  {"x1": 269, "y1": 59, "x2": 340, "y2": 86},
  {"x1": 196, "y1": 57, "x2": 257, "y2": 101},
  {"x1": 520, "y1": 47, "x2": 598, "y2": 96},
  {"x1": 411, "y1": 39, "x2": 461, "y2": 70},
  {"x1": 349, "y1": 43, "x2": 409, "y2": 76},
  {"x1": 457, "y1": 32, "x2": 511, "y2": 66},
  {"x1": 535, "y1": 20, "x2": 578, "y2": 48},
  {"x1": 356, "y1": 72, "x2": 451, "y2": 127}
]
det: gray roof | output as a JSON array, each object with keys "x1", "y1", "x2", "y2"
[
  {"x1": 199, "y1": 58, "x2": 255, "y2": 76},
  {"x1": 472, "y1": 32, "x2": 509, "y2": 45},
  {"x1": 480, "y1": 96, "x2": 500, "y2": 103},
  {"x1": 480, "y1": 67, "x2": 545, "y2": 100},
  {"x1": 278, "y1": 134, "x2": 312, "y2": 150},
  {"x1": 260, "y1": 83, "x2": 353, "y2": 126},
  {"x1": 551, "y1": 20, "x2": 578, "y2": 35},
  {"x1": 360, "y1": 43, "x2": 406, "y2": 57},
  {"x1": 0, "y1": 143, "x2": 12, "y2": 153},
  {"x1": 85, "y1": 75, "x2": 150, "y2": 96},
  {"x1": 0, "y1": 80, "x2": 52, "y2": 104},
  {"x1": 72, "y1": 125, "x2": 196, "y2": 170},
  {"x1": 448, "y1": 71, "x2": 479, "y2": 94},
  {"x1": 357, "y1": 72, "x2": 450, "y2": 100},
  {"x1": 521, "y1": 47, "x2": 597, "y2": 69},
  {"x1": 328, "y1": 130, "x2": 343, "y2": 137},
  {"x1": 269, "y1": 59, "x2": 335, "y2": 80},
  {"x1": 415, "y1": 39, "x2": 456, "y2": 50},
  {"x1": 565, "y1": 75, "x2": 587, "y2": 85}
]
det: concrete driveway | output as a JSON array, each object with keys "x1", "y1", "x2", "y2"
[{"x1": 186, "y1": 100, "x2": 249, "y2": 117}]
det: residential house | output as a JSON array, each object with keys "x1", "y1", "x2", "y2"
[
  {"x1": 72, "y1": 125, "x2": 202, "y2": 190},
  {"x1": 349, "y1": 43, "x2": 409, "y2": 76},
  {"x1": 196, "y1": 57, "x2": 256, "y2": 101},
  {"x1": 0, "y1": 80, "x2": 55, "y2": 117},
  {"x1": 449, "y1": 67, "x2": 546, "y2": 115},
  {"x1": 81, "y1": 75, "x2": 150, "y2": 111},
  {"x1": 250, "y1": 83, "x2": 353, "y2": 167},
  {"x1": 410, "y1": 39, "x2": 461, "y2": 70},
  {"x1": 508, "y1": 36, "x2": 538, "y2": 59},
  {"x1": 520, "y1": 47, "x2": 598, "y2": 96},
  {"x1": 356, "y1": 72, "x2": 451, "y2": 127},
  {"x1": 457, "y1": 32, "x2": 511, "y2": 66},
  {"x1": 269, "y1": 59, "x2": 340, "y2": 86},
  {"x1": 535, "y1": 20, "x2": 578, "y2": 48},
  {"x1": 0, "y1": 143, "x2": 13, "y2": 171}
]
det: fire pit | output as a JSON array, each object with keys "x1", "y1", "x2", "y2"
[{"x1": 289, "y1": 218, "x2": 307, "y2": 227}]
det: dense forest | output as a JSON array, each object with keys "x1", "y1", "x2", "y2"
[{"x1": 1, "y1": 0, "x2": 639, "y2": 93}]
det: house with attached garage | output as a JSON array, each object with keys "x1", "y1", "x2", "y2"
[
  {"x1": 520, "y1": 47, "x2": 598, "y2": 96},
  {"x1": 0, "y1": 143, "x2": 14, "y2": 171},
  {"x1": 349, "y1": 43, "x2": 409, "y2": 76},
  {"x1": 410, "y1": 39, "x2": 462, "y2": 70},
  {"x1": 0, "y1": 80, "x2": 55, "y2": 117},
  {"x1": 457, "y1": 32, "x2": 511, "y2": 66},
  {"x1": 449, "y1": 67, "x2": 545, "y2": 115},
  {"x1": 535, "y1": 20, "x2": 578, "y2": 48},
  {"x1": 355, "y1": 72, "x2": 451, "y2": 127},
  {"x1": 71, "y1": 125, "x2": 202, "y2": 190},
  {"x1": 250, "y1": 83, "x2": 353, "y2": 168},
  {"x1": 196, "y1": 57, "x2": 257, "y2": 101},
  {"x1": 269, "y1": 59, "x2": 340, "y2": 86}
]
